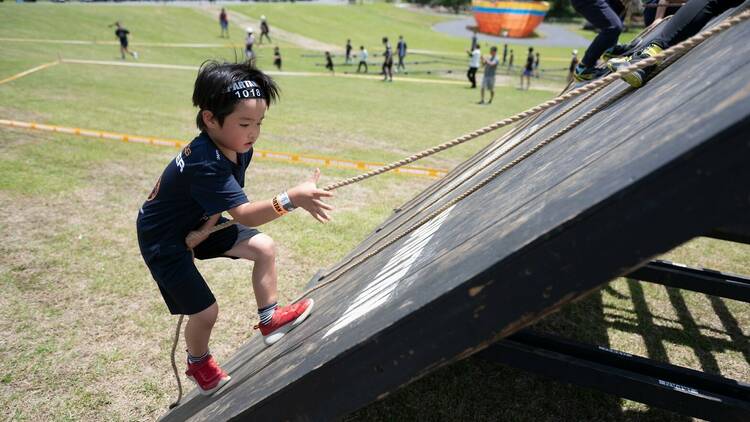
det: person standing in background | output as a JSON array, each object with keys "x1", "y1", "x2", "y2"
[
  {"x1": 396, "y1": 35, "x2": 408, "y2": 73},
  {"x1": 219, "y1": 8, "x2": 229, "y2": 38},
  {"x1": 259, "y1": 16, "x2": 272, "y2": 44},
  {"x1": 466, "y1": 44, "x2": 481, "y2": 88},
  {"x1": 345, "y1": 39, "x2": 353, "y2": 64},
  {"x1": 357, "y1": 45, "x2": 369, "y2": 73}
]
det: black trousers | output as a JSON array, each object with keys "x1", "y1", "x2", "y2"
[
  {"x1": 357, "y1": 60, "x2": 368, "y2": 73},
  {"x1": 572, "y1": 0, "x2": 624, "y2": 67},
  {"x1": 652, "y1": 0, "x2": 744, "y2": 48},
  {"x1": 467, "y1": 66, "x2": 478, "y2": 87}
]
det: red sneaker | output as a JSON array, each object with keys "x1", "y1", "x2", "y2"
[
  {"x1": 255, "y1": 298, "x2": 314, "y2": 346},
  {"x1": 185, "y1": 354, "x2": 231, "y2": 396}
]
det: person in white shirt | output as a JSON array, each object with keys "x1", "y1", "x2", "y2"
[
  {"x1": 466, "y1": 44, "x2": 481, "y2": 88},
  {"x1": 357, "y1": 46, "x2": 369, "y2": 73},
  {"x1": 245, "y1": 27, "x2": 256, "y2": 60}
]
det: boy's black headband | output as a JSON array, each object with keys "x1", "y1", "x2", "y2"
[{"x1": 225, "y1": 80, "x2": 265, "y2": 100}]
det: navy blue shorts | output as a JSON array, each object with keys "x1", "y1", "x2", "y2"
[{"x1": 139, "y1": 217, "x2": 260, "y2": 315}]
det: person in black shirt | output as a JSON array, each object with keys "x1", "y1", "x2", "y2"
[
  {"x1": 345, "y1": 39, "x2": 353, "y2": 64},
  {"x1": 259, "y1": 16, "x2": 272, "y2": 44},
  {"x1": 109, "y1": 21, "x2": 138, "y2": 60},
  {"x1": 325, "y1": 51, "x2": 335, "y2": 74},
  {"x1": 381, "y1": 37, "x2": 393, "y2": 82},
  {"x1": 273, "y1": 46, "x2": 282, "y2": 71},
  {"x1": 521, "y1": 47, "x2": 534, "y2": 89},
  {"x1": 136, "y1": 61, "x2": 332, "y2": 395}
]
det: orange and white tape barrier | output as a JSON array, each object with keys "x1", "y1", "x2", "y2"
[{"x1": 0, "y1": 119, "x2": 447, "y2": 178}]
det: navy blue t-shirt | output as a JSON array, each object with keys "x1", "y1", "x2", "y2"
[{"x1": 137, "y1": 132, "x2": 252, "y2": 258}]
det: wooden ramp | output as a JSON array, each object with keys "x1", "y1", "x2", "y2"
[{"x1": 162, "y1": 7, "x2": 750, "y2": 421}]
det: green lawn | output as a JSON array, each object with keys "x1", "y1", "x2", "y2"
[{"x1": 1, "y1": 2, "x2": 748, "y2": 421}]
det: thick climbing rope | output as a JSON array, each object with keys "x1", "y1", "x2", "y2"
[
  {"x1": 168, "y1": 315, "x2": 185, "y2": 409},
  {"x1": 324, "y1": 86, "x2": 608, "y2": 278},
  {"x1": 166, "y1": 9, "x2": 750, "y2": 409},
  {"x1": 299, "y1": 86, "x2": 635, "y2": 299},
  {"x1": 309, "y1": 9, "x2": 750, "y2": 290}
]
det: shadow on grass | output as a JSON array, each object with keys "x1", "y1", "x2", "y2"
[{"x1": 348, "y1": 277, "x2": 748, "y2": 421}]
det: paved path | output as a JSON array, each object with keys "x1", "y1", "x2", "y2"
[{"x1": 433, "y1": 17, "x2": 591, "y2": 48}]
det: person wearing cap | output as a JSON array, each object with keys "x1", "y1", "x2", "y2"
[
  {"x1": 245, "y1": 27, "x2": 256, "y2": 60},
  {"x1": 259, "y1": 16, "x2": 271, "y2": 44}
]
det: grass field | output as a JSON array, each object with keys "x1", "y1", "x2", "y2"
[{"x1": 1, "y1": 2, "x2": 748, "y2": 421}]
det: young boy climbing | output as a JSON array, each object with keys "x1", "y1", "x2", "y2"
[{"x1": 136, "y1": 61, "x2": 334, "y2": 396}]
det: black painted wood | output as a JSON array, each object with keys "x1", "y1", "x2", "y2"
[
  {"x1": 708, "y1": 225, "x2": 750, "y2": 245},
  {"x1": 628, "y1": 260, "x2": 750, "y2": 302},
  {"x1": 161, "y1": 13, "x2": 750, "y2": 422},
  {"x1": 482, "y1": 330, "x2": 750, "y2": 421}
]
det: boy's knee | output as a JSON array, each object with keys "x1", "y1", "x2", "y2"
[
  {"x1": 191, "y1": 302, "x2": 219, "y2": 326},
  {"x1": 251, "y1": 234, "x2": 276, "y2": 261}
]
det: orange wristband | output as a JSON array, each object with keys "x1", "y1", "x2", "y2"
[{"x1": 272, "y1": 196, "x2": 288, "y2": 216}]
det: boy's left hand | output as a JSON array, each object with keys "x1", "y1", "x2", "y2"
[
  {"x1": 185, "y1": 230, "x2": 209, "y2": 249},
  {"x1": 288, "y1": 168, "x2": 335, "y2": 223}
]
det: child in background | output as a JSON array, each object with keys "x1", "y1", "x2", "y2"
[
  {"x1": 325, "y1": 51, "x2": 335, "y2": 74},
  {"x1": 508, "y1": 49, "x2": 514, "y2": 70},
  {"x1": 109, "y1": 21, "x2": 138, "y2": 60},
  {"x1": 273, "y1": 46, "x2": 282, "y2": 71},
  {"x1": 357, "y1": 46, "x2": 369, "y2": 73},
  {"x1": 136, "y1": 61, "x2": 333, "y2": 396}
]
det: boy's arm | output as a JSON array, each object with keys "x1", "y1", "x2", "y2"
[
  {"x1": 185, "y1": 213, "x2": 221, "y2": 249},
  {"x1": 228, "y1": 168, "x2": 334, "y2": 227}
]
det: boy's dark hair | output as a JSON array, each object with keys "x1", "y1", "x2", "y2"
[{"x1": 192, "y1": 60, "x2": 280, "y2": 131}]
